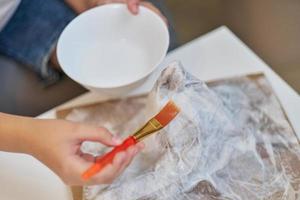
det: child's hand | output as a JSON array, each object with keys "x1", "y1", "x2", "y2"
[
  {"x1": 95, "y1": 0, "x2": 167, "y2": 23},
  {"x1": 25, "y1": 119, "x2": 144, "y2": 186},
  {"x1": 65, "y1": 0, "x2": 167, "y2": 24}
]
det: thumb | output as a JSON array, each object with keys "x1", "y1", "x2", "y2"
[
  {"x1": 126, "y1": 0, "x2": 140, "y2": 15},
  {"x1": 78, "y1": 126, "x2": 122, "y2": 146}
]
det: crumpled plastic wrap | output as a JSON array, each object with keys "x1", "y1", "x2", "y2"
[{"x1": 64, "y1": 62, "x2": 299, "y2": 200}]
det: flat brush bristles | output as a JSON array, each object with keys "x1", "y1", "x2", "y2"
[
  {"x1": 132, "y1": 100, "x2": 180, "y2": 141},
  {"x1": 154, "y1": 101, "x2": 180, "y2": 126}
]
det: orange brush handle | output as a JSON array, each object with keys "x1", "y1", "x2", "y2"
[{"x1": 81, "y1": 136, "x2": 137, "y2": 181}]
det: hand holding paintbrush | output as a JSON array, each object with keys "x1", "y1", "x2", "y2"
[{"x1": 82, "y1": 101, "x2": 180, "y2": 181}]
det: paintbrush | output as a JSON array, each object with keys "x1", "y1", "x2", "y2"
[{"x1": 81, "y1": 100, "x2": 180, "y2": 181}]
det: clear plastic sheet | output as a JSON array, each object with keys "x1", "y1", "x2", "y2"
[{"x1": 64, "y1": 62, "x2": 299, "y2": 200}]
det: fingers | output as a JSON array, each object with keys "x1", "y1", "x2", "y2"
[
  {"x1": 84, "y1": 143, "x2": 144, "y2": 185},
  {"x1": 114, "y1": 146, "x2": 137, "y2": 177},
  {"x1": 135, "y1": 142, "x2": 145, "y2": 149},
  {"x1": 77, "y1": 125, "x2": 122, "y2": 147},
  {"x1": 126, "y1": 0, "x2": 140, "y2": 15},
  {"x1": 88, "y1": 152, "x2": 127, "y2": 184},
  {"x1": 79, "y1": 152, "x2": 95, "y2": 163},
  {"x1": 67, "y1": 140, "x2": 145, "y2": 185}
]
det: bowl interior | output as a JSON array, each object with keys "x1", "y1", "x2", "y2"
[{"x1": 57, "y1": 4, "x2": 169, "y2": 88}]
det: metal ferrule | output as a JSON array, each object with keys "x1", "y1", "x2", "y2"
[{"x1": 132, "y1": 118, "x2": 163, "y2": 142}]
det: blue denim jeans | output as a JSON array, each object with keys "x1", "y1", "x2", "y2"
[
  {"x1": 0, "y1": 0, "x2": 177, "y2": 86},
  {"x1": 0, "y1": 0, "x2": 76, "y2": 85}
]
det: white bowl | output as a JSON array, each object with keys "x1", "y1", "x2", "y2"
[{"x1": 57, "y1": 3, "x2": 169, "y2": 96}]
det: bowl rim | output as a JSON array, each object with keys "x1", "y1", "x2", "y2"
[{"x1": 57, "y1": 3, "x2": 169, "y2": 89}]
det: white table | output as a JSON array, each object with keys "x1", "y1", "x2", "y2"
[{"x1": 1, "y1": 26, "x2": 299, "y2": 200}]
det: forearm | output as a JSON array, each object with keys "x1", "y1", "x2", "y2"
[{"x1": 0, "y1": 112, "x2": 34, "y2": 154}]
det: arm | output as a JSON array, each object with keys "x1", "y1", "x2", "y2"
[
  {"x1": 0, "y1": 112, "x2": 143, "y2": 185},
  {"x1": 0, "y1": 112, "x2": 32, "y2": 153}
]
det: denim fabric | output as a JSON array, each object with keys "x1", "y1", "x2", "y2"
[
  {"x1": 0, "y1": 0, "x2": 76, "y2": 85},
  {"x1": 0, "y1": 0, "x2": 177, "y2": 86}
]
